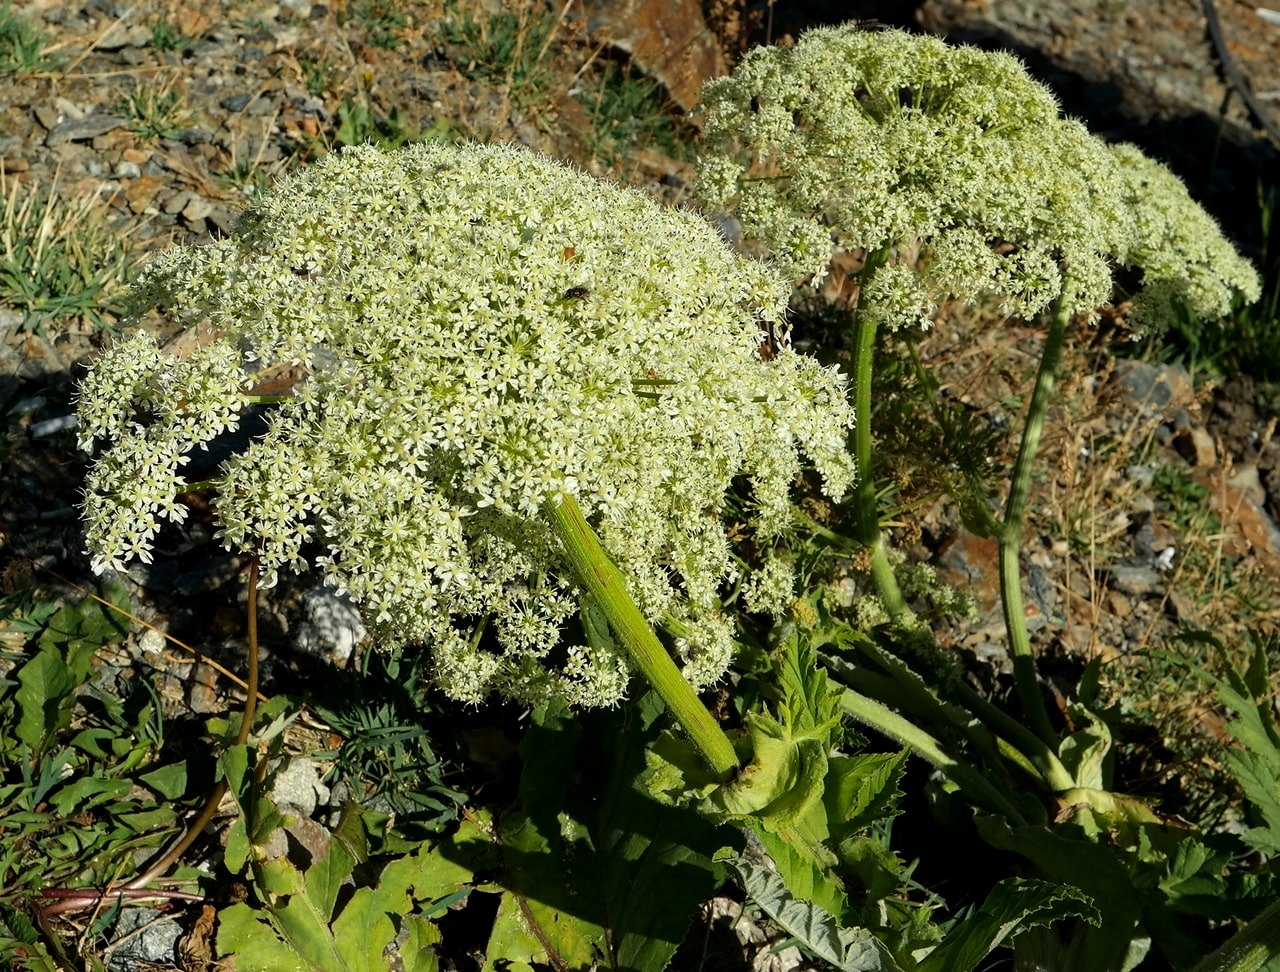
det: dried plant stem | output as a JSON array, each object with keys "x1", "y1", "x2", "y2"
[{"x1": 550, "y1": 493, "x2": 739, "y2": 779}]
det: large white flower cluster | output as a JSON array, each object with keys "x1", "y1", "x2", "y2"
[
  {"x1": 696, "y1": 25, "x2": 1257, "y2": 329},
  {"x1": 78, "y1": 141, "x2": 855, "y2": 708}
]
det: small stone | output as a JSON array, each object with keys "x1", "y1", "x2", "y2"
[
  {"x1": 1168, "y1": 590, "x2": 1199, "y2": 624},
  {"x1": 1107, "y1": 564, "x2": 1162, "y2": 596},
  {"x1": 295, "y1": 586, "x2": 366, "y2": 666},
  {"x1": 1229, "y1": 462, "x2": 1267, "y2": 507},
  {"x1": 182, "y1": 195, "x2": 214, "y2": 221},
  {"x1": 33, "y1": 103, "x2": 60, "y2": 130},
  {"x1": 220, "y1": 92, "x2": 253, "y2": 112},
  {"x1": 29, "y1": 414, "x2": 76, "y2": 438},
  {"x1": 45, "y1": 114, "x2": 126, "y2": 147},
  {"x1": 177, "y1": 126, "x2": 213, "y2": 145},
  {"x1": 115, "y1": 159, "x2": 141, "y2": 179},
  {"x1": 208, "y1": 206, "x2": 239, "y2": 236},
  {"x1": 121, "y1": 147, "x2": 149, "y2": 164},
  {"x1": 163, "y1": 189, "x2": 194, "y2": 215},
  {"x1": 269, "y1": 757, "x2": 330, "y2": 817},
  {"x1": 1112, "y1": 360, "x2": 1192, "y2": 413},
  {"x1": 1106, "y1": 590, "x2": 1131, "y2": 619},
  {"x1": 124, "y1": 175, "x2": 167, "y2": 214},
  {"x1": 107, "y1": 908, "x2": 182, "y2": 968},
  {"x1": 97, "y1": 22, "x2": 151, "y2": 50}
]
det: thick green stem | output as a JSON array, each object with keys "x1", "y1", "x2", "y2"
[
  {"x1": 839, "y1": 688, "x2": 1027, "y2": 825},
  {"x1": 1000, "y1": 296, "x2": 1072, "y2": 751},
  {"x1": 1193, "y1": 897, "x2": 1280, "y2": 972},
  {"x1": 550, "y1": 494, "x2": 739, "y2": 780},
  {"x1": 851, "y1": 250, "x2": 908, "y2": 621}
]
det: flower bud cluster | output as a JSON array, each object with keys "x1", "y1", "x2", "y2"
[
  {"x1": 696, "y1": 25, "x2": 1257, "y2": 329},
  {"x1": 79, "y1": 142, "x2": 855, "y2": 708}
]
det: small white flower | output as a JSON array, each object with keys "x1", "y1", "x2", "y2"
[{"x1": 79, "y1": 141, "x2": 855, "y2": 709}]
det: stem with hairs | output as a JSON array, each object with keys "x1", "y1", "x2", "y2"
[
  {"x1": 849, "y1": 248, "x2": 909, "y2": 621},
  {"x1": 550, "y1": 493, "x2": 739, "y2": 780},
  {"x1": 999, "y1": 294, "x2": 1072, "y2": 751}
]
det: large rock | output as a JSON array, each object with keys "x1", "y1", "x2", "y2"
[{"x1": 583, "y1": 0, "x2": 726, "y2": 111}]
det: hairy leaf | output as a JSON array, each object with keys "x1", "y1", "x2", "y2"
[
  {"x1": 715, "y1": 849, "x2": 900, "y2": 971},
  {"x1": 918, "y1": 878, "x2": 1098, "y2": 972}
]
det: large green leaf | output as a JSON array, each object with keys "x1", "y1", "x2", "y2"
[
  {"x1": 918, "y1": 878, "x2": 1098, "y2": 972},
  {"x1": 14, "y1": 642, "x2": 77, "y2": 754},
  {"x1": 976, "y1": 814, "x2": 1143, "y2": 971},
  {"x1": 715, "y1": 849, "x2": 900, "y2": 971},
  {"x1": 217, "y1": 803, "x2": 477, "y2": 970},
  {"x1": 485, "y1": 695, "x2": 725, "y2": 972}
]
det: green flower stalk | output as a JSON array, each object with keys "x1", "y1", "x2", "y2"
[
  {"x1": 77, "y1": 142, "x2": 855, "y2": 738},
  {"x1": 695, "y1": 24, "x2": 1259, "y2": 744}
]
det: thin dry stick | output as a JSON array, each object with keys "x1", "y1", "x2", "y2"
[{"x1": 34, "y1": 561, "x2": 269, "y2": 701}]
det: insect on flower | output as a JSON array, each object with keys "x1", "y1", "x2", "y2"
[{"x1": 562, "y1": 286, "x2": 591, "y2": 300}]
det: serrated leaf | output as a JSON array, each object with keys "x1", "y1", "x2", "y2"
[
  {"x1": 976, "y1": 814, "x2": 1141, "y2": 971},
  {"x1": 824, "y1": 751, "x2": 908, "y2": 835},
  {"x1": 401, "y1": 915, "x2": 442, "y2": 972},
  {"x1": 305, "y1": 804, "x2": 366, "y2": 921},
  {"x1": 716, "y1": 850, "x2": 900, "y2": 971},
  {"x1": 1059, "y1": 704, "x2": 1112, "y2": 790},
  {"x1": 754, "y1": 824, "x2": 849, "y2": 922},
  {"x1": 918, "y1": 878, "x2": 1098, "y2": 972}
]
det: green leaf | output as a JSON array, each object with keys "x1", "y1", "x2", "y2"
[
  {"x1": 595, "y1": 694, "x2": 727, "y2": 972},
  {"x1": 138, "y1": 761, "x2": 188, "y2": 800},
  {"x1": 824, "y1": 751, "x2": 908, "y2": 835},
  {"x1": 976, "y1": 814, "x2": 1143, "y2": 970},
  {"x1": 918, "y1": 878, "x2": 1098, "y2": 972},
  {"x1": 754, "y1": 824, "x2": 849, "y2": 922},
  {"x1": 715, "y1": 849, "x2": 901, "y2": 971},
  {"x1": 1059, "y1": 704, "x2": 1112, "y2": 790},
  {"x1": 15, "y1": 642, "x2": 76, "y2": 753},
  {"x1": 216, "y1": 903, "x2": 310, "y2": 972},
  {"x1": 36, "y1": 584, "x2": 130, "y2": 678}
]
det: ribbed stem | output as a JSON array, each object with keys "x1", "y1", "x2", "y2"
[
  {"x1": 851, "y1": 250, "x2": 908, "y2": 621},
  {"x1": 839, "y1": 688, "x2": 1027, "y2": 824},
  {"x1": 999, "y1": 296, "x2": 1072, "y2": 751},
  {"x1": 1192, "y1": 897, "x2": 1280, "y2": 972},
  {"x1": 550, "y1": 494, "x2": 739, "y2": 780}
]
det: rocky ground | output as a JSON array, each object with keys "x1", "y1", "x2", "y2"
[{"x1": 1, "y1": 0, "x2": 1279, "y2": 968}]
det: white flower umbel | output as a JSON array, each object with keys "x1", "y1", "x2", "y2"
[
  {"x1": 694, "y1": 24, "x2": 1259, "y2": 765},
  {"x1": 78, "y1": 142, "x2": 854, "y2": 710}
]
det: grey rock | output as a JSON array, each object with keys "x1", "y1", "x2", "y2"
[
  {"x1": 1107, "y1": 564, "x2": 1163, "y2": 596},
  {"x1": 45, "y1": 114, "x2": 126, "y2": 147},
  {"x1": 177, "y1": 126, "x2": 213, "y2": 144},
  {"x1": 163, "y1": 190, "x2": 193, "y2": 215},
  {"x1": 296, "y1": 585, "x2": 366, "y2": 666},
  {"x1": 29, "y1": 414, "x2": 76, "y2": 438},
  {"x1": 269, "y1": 757, "x2": 330, "y2": 817},
  {"x1": 1110, "y1": 360, "x2": 1192, "y2": 413},
  {"x1": 33, "y1": 102, "x2": 61, "y2": 130},
  {"x1": 220, "y1": 92, "x2": 253, "y2": 112},
  {"x1": 96, "y1": 23, "x2": 151, "y2": 51},
  {"x1": 115, "y1": 160, "x2": 141, "y2": 179},
  {"x1": 182, "y1": 195, "x2": 214, "y2": 221},
  {"x1": 105, "y1": 907, "x2": 182, "y2": 971}
]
